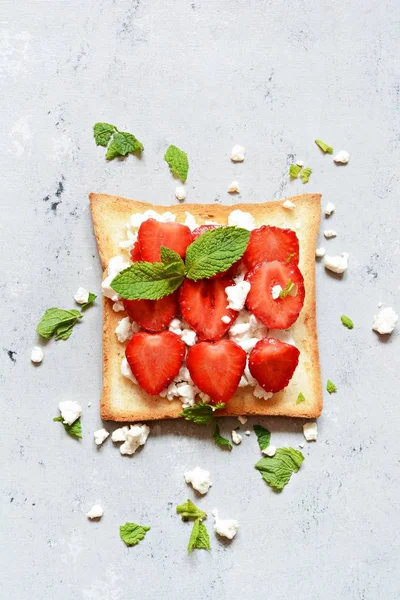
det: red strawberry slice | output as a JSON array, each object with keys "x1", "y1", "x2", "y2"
[
  {"x1": 130, "y1": 241, "x2": 142, "y2": 262},
  {"x1": 192, "y1": 224, "x2": 218, "y2": 239},
  {"x1": 186, "y1": 339, "x2": 246, "y2": 403},
  {"x1": 192, "y1": 224, "x2": 239, "y2": 279},
  {"x1": 179, "y1": 277, "x2": 238, "y2": 340},
  {"x1": 249, "y1": 337, "x2": 300, "y2": 393},
  {"x1": 125, "y1": 331, "x2": 185, "y2": 395},
  {"x1": 243, "y1": 226, "x2": 299, "y2": 270},
  {"x1": 123, "y1": 293, "x2": 178, "y2": 332},
  {"x1": 138, "y1": 219, "x2": 193, "y2": 262},
  {"x1": 245, "y1": 260, "x2": 305, "y2": 329}
]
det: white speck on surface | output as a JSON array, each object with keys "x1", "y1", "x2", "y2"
[
  {"x1": 325, "y1": 202, "x2": 336, "y2": 216},
  {"x1": 231, "y1": 430, "x2": 242, "y2": 445},
  {"x1": 227, "y1": 180, "x2": 240, "y2": 193},
  {"x1": 221, "y1": 315, "x2": 231, "y2": 324},
  {"x1": 245, "y1": 430, "x2": 251, "y2": 436},
  {"x1": 272, "y1": 284, "x2": 282, "y2": 300},
  {"x1": 334, "y1": 150, "x2": 349, "y2": 164},
  {"x1": 315, "y1": 247, "x2": 326, "y2": 258},
  {"x1": 184, "y1": 466, "x2": 212, "y2": 494},
  {"x1": 58, "y1": 400, "x2": 82, "y2": 426},
  {"x1": 230, "y1": 144, "x2": 245, "y2": 162},
  {"x1": 372, "y1": 307, "x2": 398, "y2": 335},
  {"x1": 31, "y1": 346, "x2": 43, "y2": 364},
  {"x1": 377, "y1": 301, "x2": 383, "y2": 308},
  {"x1": 212, "y1": 508, "x2": 239, "y2": 539},
  {"x1": 325, "y1": 252, "x2": 349, "y2": 274},
  {"x1": 299, "y1": 443, "x2": 305, "y2": 449},
  {"x1": 262, "y1": 444, "x2": 276, "y2": 457},
  {"x1": 87, "y1": 505, "x2": 103, "y2": 520},
  {"x1": 93, "y1": 428, "x2": 109, "y2": 446},
  {"x1": 226, "y1": 280, "x2": 251, "y2": 310},
  {"x1": 324, "y1": 229, "x2": 337, "y2": 239},
  {"x1": 175, "y1": 186, "x2": 186, "y2": 201},
  {"x1": 296, "y1": 160, "x2": 304, "y2": 167},
  {"x1": 8, "y1": 116, "x2": 32, "y2": 156},
  {"x1": 303, "y1": 422, "x2": 318, "y2": 442},
  {"x1": 282, "y1": 199, "x2": 296, "y2": 210},
  {"x1": 74, "y1": 287, "x2": 89, "y2": 304},
  {"x1": 119, "y1": 424, "x2": 150, "y2": 455},
  {"x1": 238, "y1": 415, "x2": 247, "y2": 425}
]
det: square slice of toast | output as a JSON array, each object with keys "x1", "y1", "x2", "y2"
[{"x1": 90, "y1": 193, "x2": 322, "y2": 421}]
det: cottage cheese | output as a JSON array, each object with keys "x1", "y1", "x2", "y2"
[
  {"x1": 130, "y1": 210, "x2": 176, "y2": 228},
  {"x1": 102, "y1": 256, "x2": 131, "y2": 301},
  {"x1": 226, "y1": 280, "x2": 251, "y2": 310},
  {"x1": 221, "y1": 315, "x2": 231, "y2": 324},
  {"x1": 324, "y1": 229, "x2": 337, "y2": 239},
  {"x1": 253, "y1": 384, "x2": 273, "y2": 400},
  {"x1": 115, "y1": 317, "x2": 134, "y2": 343},
  {"x1": 87, "y1": 505, "x2": 104, "y2": 519},
  {"x1": 229, "y1": 311, "x2": 268, "y2": 354},
  {"x1": 93, "y1": 428, "x2": 109, "y2": 446},
  {"x1": 111, "y1": 426, "x2": 130, "y2": 442},
  {"x1": 325, "y1": 202, "x2": 335, "y2": 216},
  {"x1": 272, "y1": 284, "x2": 282, "y2": 300},
  {"x1": 334, "y1": 150, "x2": 349, "y2": 164},
  {"x1": 184, "y1": 466, "x2": 212, "y2": 495},
  {"x1": 262, "y1": 444, "x2": 276, "y2": 457},
  {"x1": 120, "y1": 424, "x2": 150, "y2": 455},
  {"x1": 268, "y1": 329, "x2": 297, "y2": 347},
  {"x1": 231, "y1": 430, "x2": 242, "y2": 445},
  {"x1": 303, "y1": 422, "x2": 318, "y2": 441},
  {"x1": 175, "y1": 186, "x2": 186, "y2": 201},
  {"x1": 184, "y1": 211, "x2": 198, "y2": 231},
  {"x1": 121, "y1": 357, "x2": 138, "y2": 384},
  {"x1": 74, "y1": 287, "x2": 89, "y2": 304},
  {"x1": 228, "y1": 209, "x2": 255, "y2": 231},
  {"x1": 227, "y1": 181, "x2": 240, "y2": 194},
  {"x1": 168, "y1": 318, "x2": 197, "y2": 346},
  {"x1": 238, "y1": 415, "x2": 247, "y2": 425},
  {"x1": 282, "y1": 200, "x2": 296, "y2": 210},
  {"x1": 160, "y1": 365, "x2": 199, "y2": 407},
  {"x1": 296, "y1": 160, "x2": 304, "y2": 167},
  {"x1": 325, "y1": 252, "x2": 349, "y2": 274},
  {"x1": 58, "y1": 400, "x2": 82, "y2": 426},
  {"x1": 315, "y1": 247, "x2": 326, "y2": 258},
  {"x1": 230, "y1": 144, "x2": 246, "y2": 162},
  {"x1": 31, "y1": 346, "x2": 44, "y2": 364},
  {"x1": 372, "y1": 307, "x2": 398, "y2": 335},
  {"x1": 212, "y1": 509, "x2": 239, "y2": 540},
  {"x1": 112, "y1": 301, "x2": 125, "y2": 312}
]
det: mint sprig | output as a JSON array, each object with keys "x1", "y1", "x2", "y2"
[
  {"x1": 36, "y1": 308, "x2": 83, "y2": 340},
  {"x1": 93, "y1": 122, "x2": 144, "y2": 160},
  {"x1": 164, "y1": 145, "x2": 189, "y2": 182},
  {"x1": 315, "y1": 139, "x2": 334, "y2": 154},
  {"x1": 119, "y1": 522, "x2": 150, "y2": 547},
  {"x1": 213, "y1": 423, "x2": 232, "y2": 451},
  {"x1": 255, "y1": 447, "x2": 304, "y2": 491},
  {"x1": 111, "y1": 261, "x2": 185, "y2": 301},
  {"x1": 180, "y1": 402, "x2": 225, "y2": 424},
  {"x1": 53, "y1": 415, "x2": 82, "y2": 439}
]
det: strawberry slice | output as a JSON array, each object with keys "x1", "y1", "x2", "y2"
[
  {"x1": 243, "y1": 226, "x2": 299, "y2": 269},
  {"x1": 245, "y1": 260, "x2": 305, "y2": 329},
  {"x1": 138, "y1": 219, "x2": 193, "y2": 262},
  {"x1": 179, "y1": 277, "x2": 238, "y2": 340},
  {"x1": 192, "y1": 224, "x2": 217, "y2": 239},
  {"x1": 125, "y1": 331, "x2": 185, "y2": 395},
  {"x1": 192, "y1": 224, "x2": 239, "y2": 279},
  {"x1": 123, "y1": 293, "x2": 178, "y2": 332},
  {"x1": 129, "y1": 241, "x2": 142, "y2": 262},
  {"x1": 186, "y1": 339, "x2": 246, "y2": 403},
  {"x1": 249, "y1": 337, "x2": 300, "y2": 393}
]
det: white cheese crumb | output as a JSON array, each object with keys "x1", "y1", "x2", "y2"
[
  {"x1": 372, "y1": 307, "x2": 398, "y2": 335},
  {"x1": 296, "y1": 160, "x2": 304, "y2": 167},
  {"x1": 324, "y1": 252, "x2": 349, "y2": 274},
  {"x1": 102, "y1": 256, "x2": 130, "y2": 301},
  {"x1": 120, "y1": 424, "x2": 150, "y2": 455},
  {"x1": 226, "y1": 280, "x2": 251, "y2": 310},
  {"x1": 88, "y1": 402, "x2": 91, "y2": 407},
  {"x1": 31, "y1": 346, "x2": 44, "y2": 364},
  {"x1": 112, "y1": 301, "x2": 125, "y2": 312},
  {"x1": 303, "y1": 422, "x2": 318, "y2": 442},
  {"x1": 334, "y1": 150, "x2": 349, "y2": 164},
  {"x1": 93, "y1": 428, "x2": 109, "y2": 446},
  {"x1": 228, "y1": 209, "x2": 255, "y2": 231},
  {"x1": 299, "y1": 443, "x2": 305, "y2": 449},
  {"x1": 87, "y1": 505, "x2": 103, "y2": 519},
  {"x1": 58, "y1": 400, "x2": 82, "y2": 426},
  {"x1": 115, "y1": 317, "x2": 133, "y2": 343},
  {"x1": 230, "y1": 144, "x2": 245, "y2": 162},
  {"x1": 295, "y1": 222, "x2": 301, "y2": 229},
  {"x1": 231, "y1": 430, "x2": 242, "y2": 445},
  {"x1": 272, "y1": 284, "x2": 282, "y2": 300},
  {"x1": 315, "y1": 247, "x2": 326, "y2": 258},
  {"x1": 324, "y1": 229, "x2": 337, "y2": 239},
  {"x1": 253, "y1": 384, "x2": 273, "y2": 400},
  {"x1": 120, "y1": 357, "x2": 138, "y2": 384},
  {"x1": 227, "y1": 181, "x2": 240, "y2": 194},
  {"x1": 74, "y1": 287, "x2": 89, "y2": 304},
  {"x1": 377, "y1": 301, "x2": 383, "y2": 308},
  {"x1": 221, "y1": 315, "x2": 231, "y2": 324},
  {"x1": 282, "y1": 200, "x2": 296, "y2": 210},
  {"x1": 262, "y1": 444, "x2": 276, "y2": 457},
  {"x1": 184, "y1": 466, "x2": 212, "y2": 495},
  {"x1": 325, "y1": 202, "x2": 336, "y2": 216},
  {"x1": 238, "y1": 415, "x2": 247, "y2": 425},
  {"x1": 245, "y1": 430, "x2": 251, "y2": 436},
  {"x1": 175, "y1": 186, "x2": 186, "y2": 201},
  {"x1": 111, "y1": 426, "x2": 129, "y2": 443},
  {"x1": 184, "y1": 211, "x2": 198, "y2": 231},
  {"x1": 212, "y1": 509, "x2": 239, "y2": 539},
  {"x1": 180, "y1": 328, "x2": 197, "y2": 346}
]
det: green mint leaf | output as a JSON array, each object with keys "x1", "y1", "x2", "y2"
[
  {"x1": 255, "y1": 447, "x2": 304, "y2": 491},
  {"x1": 315, "y1": 139, "x2": 334, "y2": 154},
  {"x1": 176, "y1": 499, "x2": 207, "y2": 521},
  {"x1": 188, "y1": 519, "x2": 211, "y2": 553},
  {"x1": 53, "y1": 415, "x2": 82, "y2": 439},
  {"x1": 179, "y1": 402, "x2": 225, "y2": 424},
  {"x1": 111, "y1": 262, "x2": 185, "y2": 300},
  {"x1": 119, "y1": 522, "x2": 150, "y2": 547},
  {"x1": 164, "y1": 145, "x2": 189, "y2": 182},
  {"x1": 54, "y1": 322, "x2": 76, "y2": 341},
  {"x1": 326, "y1": 379, "x2": 337, "y2": 394},
  {"x1": 341, "y1": 314, "x2": 354, "y2": 329},
  {"x1": 253, "y1": 424, "x2": 271, "y2": 451},
  {"x1": 36, "y1": 308, "x2": 83, "y2": 340},
  {"x1": 93, "y1": 122, "x2": 116, "y2": 147},
  {"x1": 289, "y1": 164, "x2": 302, "y2": 179},
  {"x1": 185, "y1": 226, "x2": 250, "y2": 281},
  {"x1": 296, "y1": 392, "x2": 306, "y2": 404},
  {"x1": 213, "y1": 423, "x2": 232, "y2": 451},
  {"x1": 279, "y1": 279, "x2": 295, "y2": 298},
  {"x1": 109, "y1": 131, "x2": 144, "y2": 158},
  {"x1": 300, "y1": 167, "x2": 312, "y2": 184},
  {"x1": 160, "y1": 246, "x2": 186, "y2": 271},
  {"x1": 81, "y1": 292, "x2": 97, "y2": 311}
]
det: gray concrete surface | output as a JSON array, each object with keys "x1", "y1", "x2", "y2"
[{"x1": 1, "y1": 1, "x2": 400, "y2": 598}]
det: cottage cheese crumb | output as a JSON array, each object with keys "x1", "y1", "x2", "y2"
[
  {"x1": 111, "y1": 426, "x2": 130, "y2": 443},
  {"x1": 262, "y1": 444, "x2": 276, "y2": 457},
  {"x1": 238, "y1": 415, "x2": 247, "y2": 425},
  {"x1": 253, "y1": 384, "x2": 273, "y2": 400},
  {"x1": 93, "y1": 428, "x2": 109, "y2": 446},
  {"x1": 231, "y1": 430, "x2": 242, "y2": 445},
  {"x1": 315, "y1": 247, "x2": 326, "y2": 258},
  {"x1": 58, "y1": 400, "x2": 82, "y2": 426},
  {"x1": 228, "y1": 209, "x2": 255, "y2": 231},
  {"x1": 120, "y1": 424, "x2": 150, "y2": 455},
  {"x1": 282, "y1": 200, "x2": 296, "y2": 210},
  {"x1": 115, "y1": 317, "x2": 134, "y2": 343},
  {"x1": 245, "y1": 430, "x2": 251, "y2": 436},
  {"x1": 227, "y1": 181, "x2": 240, "y2": 194},
  {"x1": 372, "y1": 307, "x2": 398, "y2": 335},
  {"x1": 230, "y1": 144, "x2": 245, "y2": 162},
  {"x1": 334, "y1": 150, "x2": 349, "y2": 164},
  {"x1": 303, "y1": 422, "x2": 318, "y2": 441},
  {"x1": 324, "y1": 229, "x2": 337, "y2": 239},
  {"x1": 226, "y1": 280, "x2": 251, "y2": 310},
  {"x1": 377, "y1": 301, "x2": 383, "y2": 308},
  {"x1": 31, "y1": 346, "x2": 44, "y2": 364},
  {"x1": 184, "y1": 212, "x2": 198, "y2": 231},
  {"x1": 102, "y1": 256, "x2": 130, "y2": 301},
  {"x1": 184, "y1": 466, "x2": 212, "y2": 495},
  {"x1": 221, "y1": 315, "x2": 231, "y2": 324},
  {"x1": 325, "y1": 252, "x2": 349, "y2": 274},
  {"x1": 212, "y1": 509, "x2": 239, "y2": 539},
  {"x1": 74, "y1": 287, "x2": 89, "y2": 304},
  {"x1": 121, "y1": 357, "x2": 138, "y2": 384},
  {"x1": 299, "y1": 442, "x2": 305, "y2": 449},
  {"x1": 87, "y1": 505, "x2": 103, "y2": 519},
  {"x1": 296, "y1": 160, "x2": 304, "y2": 167},
  {"x1": 175, "y1": 186, "x2": 186, "y2": 201},
  {"x1": 272, "y1": 284, "x2": 282, "y2": 300},
  {"x1": 325, "y1": 202, "x2": 336, "y2": 216},
  {"x1": 112, "y1": 301, "x2": 125, "y2": 312}
]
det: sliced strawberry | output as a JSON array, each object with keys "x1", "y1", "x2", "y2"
[
  {"x1": 125, "y1": 331, "x2": 185, "y2": 395},
  {"x1": 179, "y1": 277, "x2": 238, "y2": 340},
  {"x1": 245, "y1": 260, "x2": 305, "y2": 329},
  {"x1": 123, "y1": 293, "x2": 178, "y2": 332},
  {"x1": 249, "y1": 337, "x2": 300, "y2": 393},
  {"x1": 186, "y1": 339, "x2": 246, "y2": 403},
  {"x1": 192, "y1": 224, "x2": 218, "y2": 239},
  {"x1": 130, "y1": 241, "x2": 142, "y2": 262},
  {"x1": 138, "y1": 219, "x2": 193, "y2": 262},
  {"x1": 243, "y1": 226, "x2": 299, "y2": 270},
  {"x1": 192, "y1": 224, "x2": 239, "y2": 279}
]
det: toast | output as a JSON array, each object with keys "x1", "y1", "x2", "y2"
[{"x1": 90, "y1": 193, "x2": 323, "y2": 421}]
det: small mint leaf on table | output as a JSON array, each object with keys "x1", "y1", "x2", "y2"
[
  {"x1": 111, "y1": 262, "x2": 185, "y2": 300},
  {"x1": 81, "y1": 292, "x2": 97, "y2": 310},
  {"x1": 315, "y1": 139, "x2": 334, "y2": 154},
  {"x1": 289, "y1": 164, "x2": 302, "y2": 179},
  {"x1": 296, "y1": 392, "x2": 306, "y2": 404},
  {"x1": 53, "y1": 415, "x2": 82, "y2": 439},
  {"x1": 120, "y1": 522, "x2": 150, "y2": 547},
  {"x1": 36, "y1": 308, "x2": 83, "y2": 340},
  {"x1": 300, "y1": 167, "x2": 312, "y2": 183},
  {"x1": 188, "y1": 519, "x2": 211, "y2": 553},
  {"x1": 341, "y1": 314, "x2": 354, "y2": 329},
  {"x1": 326, "y1": 379, "x2": 337, "y2": 394},
  {"x1": 253, "y1": 425, "x2": 271, "y2": 451},
  {"x1": 255, "y1": 447, "x2": 304, "y2": 491},
  {"x1": 213, "y1": 423, "x2": 232, "y2": 451},
  {"x1": 164, "y1": 145, "x2": 189, "y2": 182},
  {"x1": 180, "y1": 402, "x2": 225, "y2": 424},
  {"x1": 176, "y1": 499, "x2": 207, "y2": 521},
  {"x1": 93, "y1": 122, "x2": 116, "y2": 147}
]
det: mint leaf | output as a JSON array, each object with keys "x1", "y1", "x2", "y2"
[
  {"x1": 296, "y1": 392, "x2": 306, "y2": 404},
  {"x1": 160, "y1": 246, "x2": 185, "y2": 269},
  {"x1": 300, "y1": 167, "x2": 312, "y2": 184},
  {"x1": 188, "y1": 519, "x2": 211, "y2": 553},
  {"x1": 213, "y1": 423, "x2": 232, "y2": 451},
  {"x1": 315, "y1": 139, "x2": 334, "y2": 154},
  {"x1": 164, "y1": 145, "x2": 189, "y2": 182},
  {"x1": 111, "y1": 262, "x2": 185, "y2": 300},
  {"x1": 253, "y1": 424, "x2": 271, "y2": 451},
  {"x1": 36, "y1": 308, "x2": 83, "y2": 340},
  {"x1": 176, "y1": 499, "x2": 207, "y2": 521},
  {"x1": 255, "y1": 447, "x2": 304, "y2": 491},
  {"x1": 119, "y1": 522, "x2": 150, "y2": 547},
  {"x1": 326, "y1": 379, "x2": 337, "y2": 394},
  {"x1": 279, "y1": 279, "x2": 295, "y2": 298},
  {"x1": 55, "y1": 322, "x2": 76, "y2": 341},
  {"x1": 106, "y1": 131, "x2": 143, "y2": 160},
  {"x1": 53, "y1": 415, "x2": 82, "y2": 439},
  {"x1": 185, "y1": 227, "x2": 250, "y2": 281},
  {"x1": 81, "y1": 292, "x2": 97, "y2": 310},
  {"x1": 289, "y1": 164, "x2": 302, "y2": 179},
  {"x1": 93, "y1": 122, "x2": 116, "y2": 147},
  {"x1": 341, "y1": 314, "x2": 354, "y2": 329},
  {"x1": 180, "y1": 402, "x2": 225, "y2": 424}
]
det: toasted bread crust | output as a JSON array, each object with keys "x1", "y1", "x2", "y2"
[{"x1": 90, "y1": 193, "x2": 323, "y2": 421}]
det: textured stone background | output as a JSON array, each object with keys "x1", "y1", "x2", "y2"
[{"x1": 1, "y1": 1, "x2": 400, "y2": 598}]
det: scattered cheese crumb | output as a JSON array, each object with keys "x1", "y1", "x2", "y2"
[
  {"x1": 74, "y1": 287, "x2": 90, "y2": 304},
  {"x1": 282, "y1": 200, "x2": 296, "y2": 210},
  {"x1": 238, "y1": 415, "x2": 247, "y2": 425},
  {"x1": 296, "y1": 160, "x2": 304, "y2": 167},
  {"x1": 87, "y1": 402, "x2": 91, "y2": 407},
  {"x1": 212, "y1": 509, "x2": 239, "y2": 539},
  {"x1": 324, "y1": 229, "x2": 337, "y2": 239},
  {"x1": 325, "y1": 252, "x2": 349, "y2": 274},
  {"x1": 184, "y1": 466, "x2": 212, "y2": 495},
  {"x1": 87, "y1": 505, "x2": 103, "y2": 520},
  {"x1": 377, "y1": 301, "x2": 383, "y2": 308},
  {"x1": 93, "y1": 428, "x2": 109, "y2": 446},
  {"x1": 115, "y1": 317, "x2": 133, "y2": 343},
  {"x1": 112, "y1": 301, "x2": 125, "y2": 312},
  {"x1": 262, "y1": 444, "x2": 276, "y2": 457},
  {"x1": 58, "y1": 400, "x2": 82, "y2": 426},
  {"x1": 31, "y1": 346, "x2": 44, "y2": 364},
  {"x1": 111, "y1": 426, "x2": 129, "y2": 443},
  {"x1": 245, "y1": 430, "x2": 251, "y2": 436},
  {"x1": 334, "y1": 150, "x2": 349, "y2": 164},
  {"x1": 120, "y1": 424, "x2": 150, "y2": 455},
  {"x1": 315, "y1": 247, "x2": 326, "y2": 258},
  {"x1": 226, "y1": 280, "x2": 251, "y2": 310},
  {"x1": 272, "y1": 284, "x2": 282, "y2": 300},
  {"x1": 372, "y1": 307, "x2": 398, "y2": 335},
  {"x1": 299, "y1": 443, "x2": 305, "y2": 449},
  {"x1": 231, "y1": 144, "x2": 245, "y2": 162},
  {"x1": 325, "y1": 202, "x2": 336, "y2": 216},
  {"x1": 303, "y1": 422, "x2": 318, "y2": 442},
  {"x1": 231, "y1": 430, "x2": 242, "y2": 445},
  {"x1": 227, "y1": 181, "x2": 240, "y2": 194},
  {"x1": 221, "y1": 315, "x2": 231, "y2": 324},
  {"x1": 175, "y1": 186, "x2": 186, "y2": 201}
]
